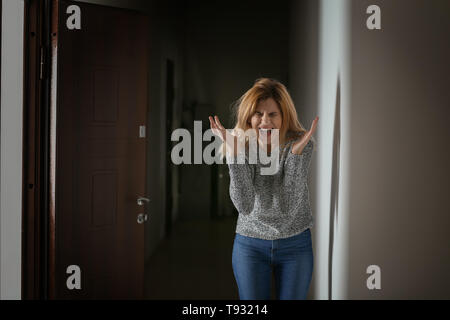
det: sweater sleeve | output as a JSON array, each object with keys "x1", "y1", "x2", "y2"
[{"x1": 227, "y1": 156, "x2": 256, "y2": 215}]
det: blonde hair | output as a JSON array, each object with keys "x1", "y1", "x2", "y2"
[{"x1": 221, "y1": 78, "x2": 315, "y2": 158}]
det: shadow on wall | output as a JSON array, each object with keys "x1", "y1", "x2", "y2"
[{"x1": 328, "y1": 72, "x2": 341, "y2": 299}]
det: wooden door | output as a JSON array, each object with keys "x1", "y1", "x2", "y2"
[{"x1": 49, "y1": 0, "x2": 149, "y2": 299}]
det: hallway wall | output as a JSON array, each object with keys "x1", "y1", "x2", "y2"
[
  {"x1": 348, "y1": 0, "x2": 450, "y2": 299},
  {"x1": 290, "y1": 0, "x2": 450, "y2": 299},
  {"x1": 1, "y1": 0, "x2": 25, "y2": 300}
]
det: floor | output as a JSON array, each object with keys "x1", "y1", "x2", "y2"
[{"x1": 144, "y1": 215, "x2": 241, "y2": 299}]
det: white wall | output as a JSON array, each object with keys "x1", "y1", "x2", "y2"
[
  {"x1": 289, "y1": 0, "x2": 351, "y2": 300},
  {"x1": 1, "y1": 0, "x2": 24, "y2": 300},
  {"x1": 317, "y1": 0, "x2": 352, "y2": 300}
]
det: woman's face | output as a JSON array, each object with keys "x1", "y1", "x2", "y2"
[{"x1": 249, "y1": 98, "x2": 283, "y2": 145}]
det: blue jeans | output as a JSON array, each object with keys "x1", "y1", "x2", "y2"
[{"x1": 232, "y1": 228, "x2": 313, "y2": 300}]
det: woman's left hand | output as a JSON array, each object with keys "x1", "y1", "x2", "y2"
[{"x1": 291, "y1": 116, "x2": 319, "y2": 155}]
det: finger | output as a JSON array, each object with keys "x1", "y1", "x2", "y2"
[
  {"x1": 215, "y1": 115, "x2": 225, "y2": 130},
  {"x1": 210, "y1": 116, "x2": 226, "y2": 139},
  {"x1": 304, "y1": 131, "x2": 312, "y2": 142},
  {"x1": 210, "y1": 116, "x2": 218, "y2": 129},
  {"x1": 209, "y1": 117, "x2": 216, "y2": 129},
  {"x1": 310, "y1": 117, "x2": 318, "y2": 132},
  {"x1": 213, "y1": 115, "x2": 222, "y2": 128}
]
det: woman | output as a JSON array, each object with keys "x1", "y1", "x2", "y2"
[{"x1": 209, "y1": 78, "x2": 319, "y2": 300}]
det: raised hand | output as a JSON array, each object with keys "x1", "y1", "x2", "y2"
[
  {"x1": 209, "y1": 115, "x2": 227, "y2": 142},
  {"x1": 291, "y1": 116, "x2": 319, "y2": 155},
  {"x1": 209, "y1": 115, "x2": 241, "y2": 157}
]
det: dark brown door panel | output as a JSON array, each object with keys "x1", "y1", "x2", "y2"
[{"x1": 50, "y1": 0, "x2": 149, "y2": 299}]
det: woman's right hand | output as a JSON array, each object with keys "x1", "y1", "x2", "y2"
[
  {"x1": 209, "y1": 115, "x2": 239, "y2": 157},
  {"x1": 209, "y1": 115, "x2": 227, "y2": 142}
]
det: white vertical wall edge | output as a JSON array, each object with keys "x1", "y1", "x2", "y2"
[
  {"x1": 1, "y1": 0, "x2": 24, "y2": 300},
  {"x1": 315, "y1": 0, "x2": 350, "y2": 300},
  {"x1": 333, "y1": 0, "x2": 350, "y2": 300}
]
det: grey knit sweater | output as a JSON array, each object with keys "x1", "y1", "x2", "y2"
[{"x1": 227, "y1": 137, "x2": 314, "y2": 240}]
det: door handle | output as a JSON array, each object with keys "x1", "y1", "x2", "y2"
[
  {"x1": 137, "y1": 213, "x2": 148, "y2": 224},
  {"x1": 137, "y1": 197, "x2": 150, "y2": 224},
  {"x1": 137, "y1": 197, "x2": 150, "y2": 206}
]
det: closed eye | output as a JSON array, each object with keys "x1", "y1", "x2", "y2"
[{"x1": 255, "y1": 111, "x2": 278, "y2": 116}]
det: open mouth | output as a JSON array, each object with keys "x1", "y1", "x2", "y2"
[
  {"x1": 258, "y1": 128, "x2": 274, "y2": 141},
  {"x1": 259, "y1": 128, "x2": 273, "y2": 134}
]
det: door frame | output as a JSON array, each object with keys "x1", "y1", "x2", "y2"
[
  {"x1": 22, "y1": 0, "x2": 52, "y2": 299},
  {"x1": 165, "y1": 58, "x2": 174, "y2": 238}
]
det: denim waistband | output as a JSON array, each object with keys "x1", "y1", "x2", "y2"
[{"x1": 235, "y1": 228, "x2": 311, "y2": 249}]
